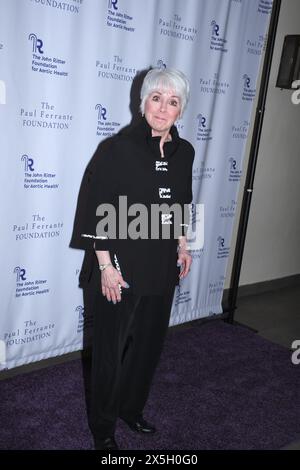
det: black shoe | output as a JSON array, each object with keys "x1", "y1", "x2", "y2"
[
  {"x1": 122, "y1": 416, "x2": 156, "y2": 434},
  {"x1": 94, "y1": 436, "x2": 119, "y2": 450}
]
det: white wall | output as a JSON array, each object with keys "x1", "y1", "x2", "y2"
[{"x1": 225, "y1": 0, "x2": 300, "y2": 288}]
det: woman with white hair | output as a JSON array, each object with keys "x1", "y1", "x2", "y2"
[{"x1": 72, "y1": 67, "x2": 194, "y2": 450}]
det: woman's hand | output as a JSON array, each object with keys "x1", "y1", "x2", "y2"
[
  {"x1": 101, "y1": 266, "x2": 129, "y2": 304},
  {"x1": 177, "y1": 248, "x2": 192, "y2": 279}
]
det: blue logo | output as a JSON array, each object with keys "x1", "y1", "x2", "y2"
[
  {"x1": 217, "y1": 236, "x2": 225, "y2": 248},
  {"x1": 196, "y1": 114, "x2": 212, "y2": 141},
  {"x1": 95, "y1": 104, "x2": 107, "y2": 121},
  {"x1": 76, "y1": 305, "x2": 84, "y2": 319},
  {"x1": 241, "y1": 74, "x2": 255, "y2": 101},
  {"x1": 211, "y1": 20, "x2": 219, "y2": 36},
  {"x1": 197, "y1": 113, "x2": 206, "y2": 129},
  {"x1": 28, "y1": 33, "x2": 44, "y2": 54},
  {"x1": 229, "y1": 157, "x2": 237, "y2": 170},
  {"x1": 76, "y1": 305, "x2": 93, "y2": 334},
  {"x1": 217, "y1": 236, "x2": 230, "y2": 258},
  {"x1": 228, "y1": 156, "x2": 242, "y2": 181},
  {"x1": 157, "y1": 59, "x2": 166, "y2": 69},
  {"x1": 209, "y1": 21, "x2": 228, "y2": 53},
  {"x1": 243, "y1": 74, "x2": 251, "y2": 88},
  {"x1": 108, "y1": 0, "x2": 118, "y2": 10},
  {"x1": 21, "y1": 154, "x2": 34, "y2": 172},
  {"x1": 14, "y1": 266, "x2": 26, "y2": 282}
]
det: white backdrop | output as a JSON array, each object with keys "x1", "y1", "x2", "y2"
[{"x1": 0, "y1": 0, "x2": 272, "y2": 370}]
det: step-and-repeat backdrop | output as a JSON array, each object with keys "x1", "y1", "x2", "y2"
[{"x1": 0, "y1": 0, "x2": 272, "y2": 369}]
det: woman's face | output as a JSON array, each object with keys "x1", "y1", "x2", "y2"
[{"x1": 144, "y1": 88, "x2": 181, "y2": 137}]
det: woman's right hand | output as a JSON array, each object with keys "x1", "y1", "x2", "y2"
[{"x1": 101, "y1": 266, "x2": 129, "y2": 303}]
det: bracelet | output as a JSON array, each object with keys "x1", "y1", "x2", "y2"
[{"x1": 99, "y1": 263, "x2": 113, "y2": 271}]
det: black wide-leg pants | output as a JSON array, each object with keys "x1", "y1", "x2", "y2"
[{"x1": 87, "y1": 288, "x2": 175, "y2": 439}]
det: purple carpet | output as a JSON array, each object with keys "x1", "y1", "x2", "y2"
[{"x1": 1, "y1": 320, "x2": 300, "y2": 450}]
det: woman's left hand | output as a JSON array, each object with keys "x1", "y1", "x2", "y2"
[{"x1": 177, "y1": 249, "x2": 192, "y2": 279}]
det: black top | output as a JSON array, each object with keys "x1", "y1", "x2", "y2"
[{"x1": 70, "y1": 118, "x2": 194, "y2": 295}]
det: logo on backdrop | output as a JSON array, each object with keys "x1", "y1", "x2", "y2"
[
  {"x1": 209, "y1": 275, "x2": 226, "y2": 296},
  {"x1": 247, "y1": 34, "x2": 267, "y2": 55},
  {"x1": 199, "y1": 73, "x2": 229, "y2": 96},
  {"x1": 210, "y1": 20, "x2": 228, "y2": 53},
  {"x1": 95, "y1": 104, "x2": 121, "y2": 137},
  {"x1": 108, "y1": 0, "x2": 118, "y2": 9},
  {"x1": 232, "y1": 120, "x2": 249, "y2": 140},
  {"x1": 13, "y1": 213, "x2": 63, "y2": 241},
  {"x1": 228, "y1": 156, "x2": 242, "y2": 182},
  {"x1": 29, "y1": 0, "x2": 83, "y2": 14},
  {"x1": 187, "y1": 203, "x2": 205, "y2": 252},
  {"x1": 158, "y1": 13, "x2": 197, "y2": 42},
  {"x1": 186, "y1": 204, "x2": 204, "y2": 258},
  {"x1": 21, "y1": 155, "x2": 59, "y2": 190},
  {"x1": 258, "y1": 0, "x2": 273, "y2": 15},
  {"x1": 14, "y1": 266, "x2": 27, "y2": 282},
  {"x1": 156, "y1": 59, "x2": 167, "y2": 69},
  {"x1": 191, "y1": 247, "x2": 204, "y2": 260},
  {"x1": 217, "y1": 236, "x2": 230, "y2": 259},
  {"x1": 107, "y1": 0, "x2": 135, "y2": 33},
  {"x1": 196, "y1": 114, "x2": 212, "y2": 142},
  {"x1": 28, "y1": 33, "x2": 44, "y2": 54},
  {"x1": 20, "y1": 101, "x2": 73, "y2": 130},
  {"x1": 76, "y1": 305, "x2": 93, "y2": 334},
  {"x1": 21, "y1": 154, "x2": 34, "y2": 172},
  {"x1": 175, "y1": 117, "x2": 184, "y2": 132},
  {"x1": 192, "y1": 163, "x2": 215, "y2": 181},
  {"x1": 96, "y1": 54, "x2": 137, "y2": 82},
  {"x1": 219, "y1": 199, "x2": 237, "y2": 219},
  {"x1": 95, "y1": 104, "x2": 107, "y2": 121},
  {"x1": 174, "y1": 284, "x2": 192, "y2": 308},
  {"x1": 242, "y1": 74, "x2": 256, "y2": 101},
  {"x1": 14, "y1": 266, "x2": 49, "y2": 297},
  {"x1": 75, "y1": 268, "x2": 81, "y2": 277},
  {"x1": 4, "y1": 319, "x2": 55, "y2": 349},
  {"x1": 28, "y1": 33, "x2": 68, "y2": 77}
]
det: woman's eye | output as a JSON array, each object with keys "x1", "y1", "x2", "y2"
[
  {"x1": 152, "y1": 95, "x2": 160, "y2": 101},
  {"x1": 170, "y1": 100, "x2": 178, "y2": 106}
]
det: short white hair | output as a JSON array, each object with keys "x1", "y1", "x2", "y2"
[{"x1": 140, "y1": 68, "x2": 190, "y2": 118}]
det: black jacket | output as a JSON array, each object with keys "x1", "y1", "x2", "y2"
[{"x1": 70, "y1": 118, "x2": 194, "y2": 295}]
